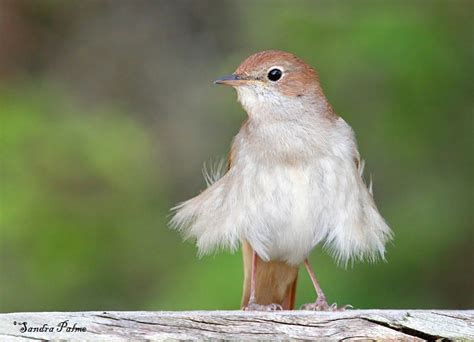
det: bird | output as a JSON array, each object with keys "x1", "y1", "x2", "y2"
[{"x1": 170, "y1": 50, "x2": 392, "y2": 311}]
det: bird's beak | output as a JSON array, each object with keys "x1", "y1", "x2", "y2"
[{"x1": 214, "y1": 74, "x2": 246, "y2": 87}]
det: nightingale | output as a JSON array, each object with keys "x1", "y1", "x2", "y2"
[{"x1": 171, "y1": 50, "x2": 392, "y2": 311}]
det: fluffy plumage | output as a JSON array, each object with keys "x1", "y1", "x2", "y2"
[{"x1": 170, "y1": 50, "x2": 392, "y2": 267}]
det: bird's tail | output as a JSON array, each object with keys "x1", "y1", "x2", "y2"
[{"x1": 241, "y1": 241, "x2": 299, "y2": 310}]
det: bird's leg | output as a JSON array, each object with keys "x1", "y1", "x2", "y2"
[
  {"x1": 248, "y1": 249, "x2": 258, "y2": 304},
  {"x1": 243, "y1": 250, "x2": 283, "y2": 311},
  {"x1": 303, "y1": 258, "x2": 329, "y2": 309},
  {"x1": 300, "y1": 258, "x2": 352, "y2": 311}
]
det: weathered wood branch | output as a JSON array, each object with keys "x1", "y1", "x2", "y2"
[{"x1": 0, "y1": 310, "x2": 472, "y2": 340}]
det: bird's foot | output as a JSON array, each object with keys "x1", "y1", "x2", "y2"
[
  {"x1": 300, "y1": 296, "x2": 352, "y2": 311},
  {"x1": 243, "y1": 302, "x2": 283, "y2": 311}
]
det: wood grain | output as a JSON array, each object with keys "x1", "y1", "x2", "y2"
[{"x1": 1, "y1": 310, "x2": 472, "y2": 340}]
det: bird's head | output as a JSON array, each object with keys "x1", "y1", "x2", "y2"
[{"x1": 215, "y1": 50, "x2": 330, "y2": 119}]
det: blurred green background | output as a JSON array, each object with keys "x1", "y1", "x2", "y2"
[{"x1": 1, "y1": 0, "x2": 472, "y2": 312}]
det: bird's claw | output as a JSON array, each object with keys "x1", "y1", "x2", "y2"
[
  {"x1": 243, "y1": 302, "x2": 283, "y2": 311},
  {"x1": 300, "y1": 297, "x2": 352, "y2": 311}
]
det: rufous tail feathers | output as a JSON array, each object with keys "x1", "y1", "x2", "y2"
[{"x1": 241, "y1": 240, "x2": 299, "y2": 310}]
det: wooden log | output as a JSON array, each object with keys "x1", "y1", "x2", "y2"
[{"x1": 0, "y1": 310, "x2": 472, "y2": 340}]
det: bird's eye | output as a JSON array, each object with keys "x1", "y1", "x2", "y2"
[{"x1": 267, "y1": 68, "x2": 282, "y2": 81}]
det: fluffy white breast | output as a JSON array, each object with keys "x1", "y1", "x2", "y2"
[{"x1": 170, "y1": 91, "x2": 392, "y2": 266}]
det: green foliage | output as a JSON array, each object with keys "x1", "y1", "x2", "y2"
[{"x1": 0, "y1": 86, "x2": 173, "y2": 310}]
